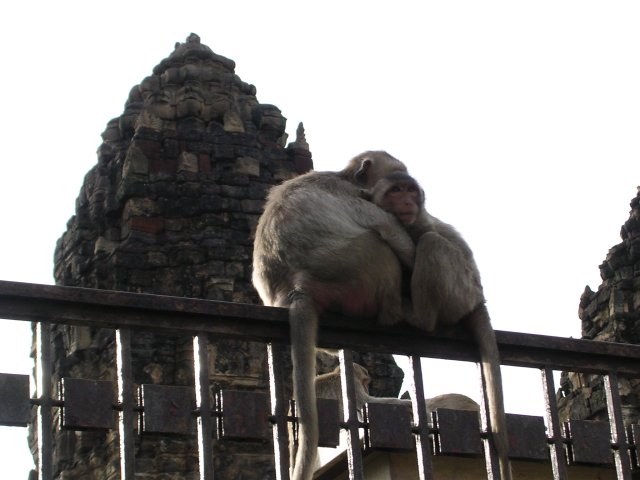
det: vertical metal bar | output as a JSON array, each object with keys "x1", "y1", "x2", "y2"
[
  {"x1": 541, "y1": 367, "x2": 569, "y2": 480},
  {"x1": 604, "y1": 372, "x2": 633, "y2": 480},
  {"x1": 268, "y1": 343, "x2": 291, "y2": 480},
  {"x1": 35, "y1": 322, "x2": 53, "y2": 480},
  {"x1": 408, "y1": 356, "x2": 434, "y2": 480},
  {"x1": 116, "y1": 328, "x2": 135, "y2": 480},
  {"x1": 478, "y1": 362, "x2": 501, "y2": 479},
  {"x1": 194, "y1": 334, "x2": 215, "y2": 480},
  {"x1": 339, "y1": 349, "x2": 364, "y2": 480}
]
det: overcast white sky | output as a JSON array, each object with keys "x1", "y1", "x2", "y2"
[{"x1": 1, "y1": 1, "x2": 640, "y2": 475}]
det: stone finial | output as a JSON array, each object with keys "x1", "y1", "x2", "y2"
[
  {"x1": 175, "y1": 33, "x2": 200, "y2": 48},
  {"x1": 286, "y1": 122, "x2": 313, "y2": 174},
  {"x1": 158, "y1": 33, "x2": 236, "y2": 76},
  {"x1": 288, "y1": 122, "x2": 309, "y2": 151}
]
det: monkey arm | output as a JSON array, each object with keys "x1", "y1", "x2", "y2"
[
  {"x1": 350, "y1": 201, "x2": 415, "y2": 268},
  {"x1": 429, "y1": 216, "x2": 476, "y2": 263},
  {"x1": 375, "y1": 222, "x2": 416, "y2": 268}
]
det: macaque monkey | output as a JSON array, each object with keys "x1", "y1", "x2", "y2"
[
  {"x1": 252, "y1": 151, "x2": 415, "y2": 480},
  {"x1": 313, "y1": 364, "x2": 478, "y2": 470},
  {"x1": 302, "y1": 363, "x2": 477, "y2": 472},
  {"x1": 316, "y1": 364, "x2": 479, "y2": 415},
  {"x1": 365, "y1": 171, "x2": 512, "y2": 480},
  {"x1": 426, "y1": 392, "x2": 480, "y2": 413},
  {"x1": 315, "y1": 363, "x2": 406, "y2": 417}
]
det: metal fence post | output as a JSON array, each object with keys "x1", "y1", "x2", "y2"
[
  {"x1": 35, "y1": 322, "x2": 53, "y2": 480},
  {"x1": 116, "y1": 328, "x2": 135, "y2": 480},
  {"x1": 194, "y1": 334, "x2": 215, "y2": 480}
]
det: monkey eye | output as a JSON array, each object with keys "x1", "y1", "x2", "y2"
[{"x1": 389, "y1": 186, "x2": 403, "y2": 193}]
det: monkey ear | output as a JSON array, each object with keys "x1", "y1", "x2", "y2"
[{"x1": 354, "y1": 158, "x2": 372, "y2": 185}]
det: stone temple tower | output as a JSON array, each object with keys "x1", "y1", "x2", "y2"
[
  {"x1": 558, "y1": 187, "x2": 640, "y2": 424},
  {"x1": 45, "y1": 34, "x2": 402, "y2": 479},
  {"x1": 55, "y1": 32, "x2": 312, "y2": 298}
]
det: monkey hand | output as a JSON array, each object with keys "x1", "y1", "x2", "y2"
[{"x1": 375, "y1": 222, "x2": 415, "y2": 268}]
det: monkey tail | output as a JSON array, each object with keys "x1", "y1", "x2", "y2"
[
  {"x1": 464, "y1": 304, "x2": 513, "y2": 480},
  {"x1": 289, "y1": 290, "x2": 319, "y2": 480}
]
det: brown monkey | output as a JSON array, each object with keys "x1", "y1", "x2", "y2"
[
  {"x1": 252, "y1": 151, "x2": 414, "y2": 480},
  {"x1": 366, "y1": 171, "x2": 512, "y2": 480}
]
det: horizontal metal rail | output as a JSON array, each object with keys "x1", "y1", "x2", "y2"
[
  {"x1": 2, "y1": 279, "x2": 640, "y2": 480},
  {"x1": 1, "y1": 280, "x2": 640, "y2": 375}
]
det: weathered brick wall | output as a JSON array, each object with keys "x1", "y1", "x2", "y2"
[
  {"x1": 558, "y1": 187, "x2": 640, "y2": 424},
  {"x1": 37, "y1": 34, "x2": 402, "y2": 479}
]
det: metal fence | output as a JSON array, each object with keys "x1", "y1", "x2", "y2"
[{"x1": 1, "y1": 279, "x2": 640, "y2": 480}]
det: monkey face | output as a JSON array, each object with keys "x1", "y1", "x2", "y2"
[{"x1": 380, "y1": 181, "x2": 421, "y2": 225}]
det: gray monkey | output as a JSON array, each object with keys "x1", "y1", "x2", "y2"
[
  {"x1": 252, "y1": 151, "x2": 415, "y2": 480},
  {"x1": 365, "y1": 171, "x2": 512, "y2": 480}
]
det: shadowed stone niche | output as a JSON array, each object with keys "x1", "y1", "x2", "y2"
[
  {"x1": 37, "y1": 34, "x2": 402, "y2": 480},
  {"x1": 558, "y1": 187, "x2": 640, "y2": 425}
]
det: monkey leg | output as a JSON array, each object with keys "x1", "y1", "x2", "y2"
[
  {"x1": 409, "y1": 233, "x2": 448, "y2": 330},
  {"x1": 410, "y1": 232, "x2": 481, "y2": 330},
  {"x1": 370, "y1": 247, "x2": 407, "y2": 326},
  {"x1": 288, "y1": 289, "x2": 320, "y2": 480},
  {"x1": 325, "y1": 232, "x2": 406, "y2": 327}
]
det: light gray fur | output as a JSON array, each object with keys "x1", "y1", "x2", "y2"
[
  {"x1": 368, "y1": 172, "x2": 513, "y2": 480},
  {"x1": 316, "y1": 364, "x2": 479, "y2": 415},
  {"x1": 252, "y1": 151, "x2": 414, "y2": 480}
]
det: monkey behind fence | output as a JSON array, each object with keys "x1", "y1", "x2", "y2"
[{"x1": 253, "y1": 153, "x2": 512, "y2": 480}]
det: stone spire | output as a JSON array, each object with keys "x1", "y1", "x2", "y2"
[
  {"x1": 289, "y1": 122, "x2": 309, "y2": 150},
  {"x1": 55, "y1": 33, "x2": 308, "y2": 298},
  {"x1": 286, "y1": 122, "x2": 312, "y2": 174},
  {"x1": 44, "y1": 34, "x2": 401, "y2": 480},
  {"x1": 48, "y1": 34, "x2": 313, "y2": 480},
  {"x1": 578, "y1": 186, "x2": 640, "y2": 343},
  {"x1": 558, "y1": 187, "x2": 640, "y2": 423}
]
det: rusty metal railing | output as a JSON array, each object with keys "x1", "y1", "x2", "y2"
[{"x1": 1, "y1": 280, "x2": 640, "y2": 480}]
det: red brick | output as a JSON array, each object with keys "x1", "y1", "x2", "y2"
[
  {"x1": 129, "y1": 216, "x2": 164, "y2": 234},
  {"x1": 199, "y1": 153, "x2": 211, "y2": 172}
]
